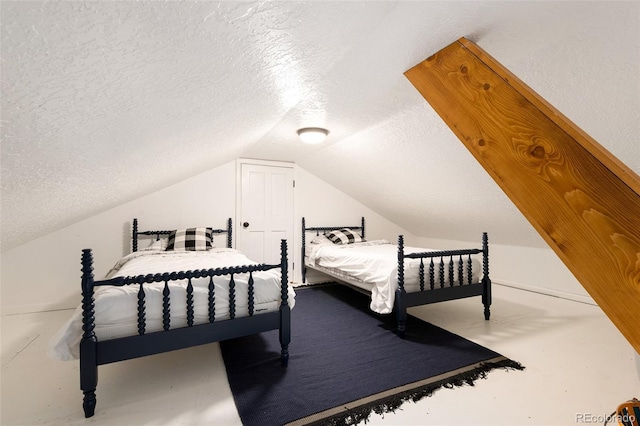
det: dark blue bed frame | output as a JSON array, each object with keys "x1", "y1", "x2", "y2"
[
  {"x1": 79, "y1": 218, "x2": 290, "y2": 418},
  {"x1": 301, "y1": 217, "x2": 491, "y2": 337}
]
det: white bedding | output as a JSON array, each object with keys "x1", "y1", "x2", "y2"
[
  {"x1": 306, "y1": 239, "x2": 480, "y2": 314},
  {"x1": 49, "y1": 247, "x2": 295, "y2": 361}
]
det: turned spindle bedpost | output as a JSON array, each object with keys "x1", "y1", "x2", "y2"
[
  {"x1": 482, "y1": 232, "x2": 492, "y2": 320},
  {"x1": 395, "y1": 235, "x2": 407, "y2": 338},
  {"x1": 301, "y1": 217, "x2": 307, "y2": 283},
  {"x1": 132, "y1": 219, "x2": 139, "y2": 252},
  {"x1": 80, "y1": 249, "x2": 97, "y2": 418},
  {"x1": 279, "y1": 239, "x2": 291, "y2": 366}
]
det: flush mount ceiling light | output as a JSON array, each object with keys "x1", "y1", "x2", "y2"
[{"x1": 297, "y1": 127, "x2": 329, "y2": 144}]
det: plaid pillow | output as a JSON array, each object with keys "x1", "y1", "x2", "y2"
[
  {"x1": 166, "y1": 228, "x2": 213, "y2": 251},
  {"x1": 326, "y1": 228, "x2": 364, "y2": 245}
]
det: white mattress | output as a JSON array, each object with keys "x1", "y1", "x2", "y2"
[
  {"x1": 306, "y1": 239, "x2": 480, "y2": 314},
  {"x1": 49, "y1": 247, "x2": 295, "y2": 361}
]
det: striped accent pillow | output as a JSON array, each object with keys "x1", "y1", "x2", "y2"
[
  {"x1": 326, "y1": 228, "x2": 364, "y2": 245},
  {"x1": 166, "y1": 228, "x2": 213, "y2": 251}
]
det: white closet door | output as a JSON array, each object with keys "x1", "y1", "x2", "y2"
[{"x1": 238, "y1": 162, "x2": 294, "y2": 266}]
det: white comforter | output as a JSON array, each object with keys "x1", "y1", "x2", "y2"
[
  {"x1": 307, "y1": 240, "x2": 480, "y2": 314},
  {"x1": 48, "y1": 248, "x2": 295, "y2": 361}
]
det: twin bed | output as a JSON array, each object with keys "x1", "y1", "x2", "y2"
[
  {"x1": 302, "y1": 217, "x2": 491, "y2": 336},
  {"x1": 49, "y1": 218, "x2": 293, "y2": 418},
  {"x1": 50, "y1": 216, "x2": 491, "y2": 418}
]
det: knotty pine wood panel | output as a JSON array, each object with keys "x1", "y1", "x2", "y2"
[{"x1": 405, "y1": 38, "x2": 640, "y2": 353}]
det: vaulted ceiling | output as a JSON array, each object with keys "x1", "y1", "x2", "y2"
[{"x1": 2, "y1": 1, "x2": 639, "y2": 251}]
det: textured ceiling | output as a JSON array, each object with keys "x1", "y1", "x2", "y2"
[{"x1": 2, "y1": 1, "x2": 639, "y2": 251}]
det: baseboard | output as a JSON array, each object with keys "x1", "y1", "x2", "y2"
[
  {"x1": 1, "y1": 302, "x2": 75, "y2": 316},
  {"x1": 494, "y1": 279, "x2": 597, "y2": 306}
]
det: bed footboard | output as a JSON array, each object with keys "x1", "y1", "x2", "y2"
[
  {"x1": 79, "y1": 240, "x2": 289, "y2": 418},
  {"x1": 395, "y1": 233, "x2": 491, "y2": 337}
]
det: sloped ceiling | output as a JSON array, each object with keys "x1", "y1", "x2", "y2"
[{"x1": 2, "y1": 1, "x2": 639, "y2": 252}]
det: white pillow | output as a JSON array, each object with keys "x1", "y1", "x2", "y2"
[
  {"x1": 139, "y1": 239, "x2": 167, "y2": 251},
  {"x1": 310, "y1": 234, "x2": 333, "y2": 245}
]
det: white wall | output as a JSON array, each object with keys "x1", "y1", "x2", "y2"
[
  {"x1": 1, "y1": 157, "x2": 595, "y2": 315},
  {"x1": 1, "y1": 161, "x2": 237, "y2": 314},
  {"x1": 294, "y1": 165, "x2": 407, "y2": 249},
  {"x1": 0, "y1": 160, "x2": 408, "y2": 314}
]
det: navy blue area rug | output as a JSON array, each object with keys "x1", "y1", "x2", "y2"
[{"x1": 220, "y1": 284, "x2": 523, "y2": 426}]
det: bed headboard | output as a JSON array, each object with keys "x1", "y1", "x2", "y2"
[
  {"x1": 301, "y1": 217, "x2": 365, "y2": 239},
  {"x1": 131, "y1": 218, "x2": 233, "y2": 252},
  {"x1": 301, "y1": 217, "x2": 365, "y2": 283}
]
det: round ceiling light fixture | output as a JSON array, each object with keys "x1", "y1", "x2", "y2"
[{"x1": 297, "y1": 127, "x2": 329, "y2": 144}]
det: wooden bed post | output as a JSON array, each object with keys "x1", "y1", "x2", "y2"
[
  {"x1": 361, "y1": 217, "x2": 365, "y2": 239},
  {"x1": 481, "y1": 232, "x2": 492, "y2": 320},
  {"x1": 279, "y1": 239, "x2": 291, "y2": 366},
  {"x1": 227, "y1": 218, "x2": 233, "y2": 248},
  {"x1": 80, "y1": 249, "x2": 98, "y2": 418},
  {"x1": 395, "y1": 235, "x2": 408, "y2": 338}
]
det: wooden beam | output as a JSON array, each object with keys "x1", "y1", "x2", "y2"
[{"x1": 405, "y1": 38, "x2": 640, "y2": 353}]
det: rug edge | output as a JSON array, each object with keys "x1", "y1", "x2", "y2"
[{"x1": 286, "y1": 356, "x2": 525, "y2": 426}]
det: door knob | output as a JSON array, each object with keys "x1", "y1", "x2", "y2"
[{"x1": 243, "y1": 222, "x2": 250, "y2": 228}]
